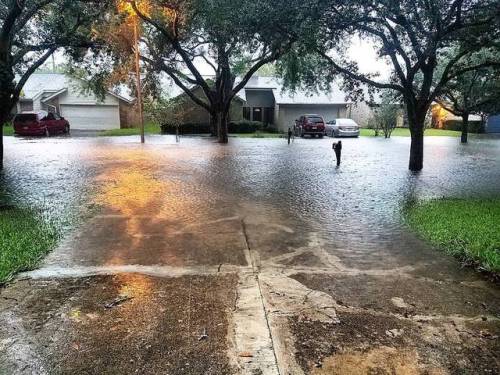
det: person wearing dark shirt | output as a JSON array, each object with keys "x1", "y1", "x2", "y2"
[{"x1": 333, "y1": 140, "x2": 342, "y2": 166}]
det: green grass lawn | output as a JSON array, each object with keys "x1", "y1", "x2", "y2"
[
  {"x1": 2, "y1": 124, "x2": 14, "y2": 136},
  {"x1": 100, "y1": 122, "x2": 161, "y2": 136},
  {"x1": 405, "y1": 198, "x2": 500, "y2": 274},
  {"x1": 360, "y1": 128, "x2": 461, "y2": 137},
  {"x1": 0, "y1": 207, "x2": 60, "y2": 285}
]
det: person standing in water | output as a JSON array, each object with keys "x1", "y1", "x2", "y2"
[
  {"x1": 287, "y1": 127, "x2": 293, "y2": 144},
  {"x1": 333, "y1": 140, "x2": 342, "y2": 166}
]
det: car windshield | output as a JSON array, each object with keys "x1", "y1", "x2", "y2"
[
  {"x1": 308, "y1": 117, "x2": 324, "y2": 123},
  {"x1": 15, "y1": 114, "x2": 37, "y2": 122},
  {"x1": 338, "y1": 119, "x2": 357, "y2": 126}
]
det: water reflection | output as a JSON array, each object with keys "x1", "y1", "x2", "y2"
[{"x1": 2, "y1": 135, "x2": 499, "y2": 273}]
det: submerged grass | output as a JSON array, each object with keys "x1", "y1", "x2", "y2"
[
  {"x1": 405, "y1": 198, "x2": 500, "y2": 275},
  {"x1": 100, "y1": 122, "x2": 161, "y2": 136},
  {"x1": 0, "y1": 206, "x2": 60, "y2": 285},
  {"x1": 360, "y1": 128, "x2": 461, "y2": 137},
  {"x1": 2, "y1": 124, "x2": 14, "y2": 136}
]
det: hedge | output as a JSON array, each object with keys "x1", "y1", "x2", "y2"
[
  {"x1": 442, "y1": 119, "x2": 484, "y2": 133},
  {"x1": 228, "y1": 120, "x2": 263, "y2": 133},
  {"x1": 160, "y1": 120, "x2": 264, "y2": 135}
]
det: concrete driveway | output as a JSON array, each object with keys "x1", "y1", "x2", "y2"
[{"x1": 1, "y1": 135, "x2": 499, "y2": 374}]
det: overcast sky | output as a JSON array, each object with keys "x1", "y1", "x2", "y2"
[{"x1": 348, "y1": 37, "x2": 391, "y2": 80}]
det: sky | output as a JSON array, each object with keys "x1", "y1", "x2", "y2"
[{"x1": 348, "y1": 37, "x2": 391, "y2": 80}]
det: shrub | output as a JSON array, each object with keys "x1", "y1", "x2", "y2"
[
  {"x1": 228, "y1": 120, "x2": 263, "y2": 133},
  {"x1": 160, "y1": 122, "x2": 211, "y2": 135},
  {"x1": 442, "y1": 119, "x2": 484, "y2": 133},
  {"x1": 262, "y1": 124, "x2": 281, "y2": 133},
  {"x1": 160, "y1": 120, "x2": 265, "y2": 135}
]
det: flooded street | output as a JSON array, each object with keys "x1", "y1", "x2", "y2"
[{"x1": 1, "y1": 135, "x2": 499, "y2": 374}]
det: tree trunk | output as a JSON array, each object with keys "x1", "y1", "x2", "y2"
[
  {"x1": 0, "y1": 103, "x2": 13, "y2": 172},
  {"x1": 209, "y1": 113, "x2": 217, "y2": 137},
  {"x1": 0, "y1": 120, "x2": 3, "y2": 171},
  {"x1": 409, "y1": 128, "x2": 424, "y2": 171},
  {"x1": 408, "y1": 112, "x2": 426, "y2": 172},
  {"x1": 0, "y1": 59, "x2": 15, "y2": 171},
  {"x1": 216, "y1": 110, "x2": 229, "y2": 143},
  {"x1": 461, "y1": 113, "x2": 469, "y2": 144}
]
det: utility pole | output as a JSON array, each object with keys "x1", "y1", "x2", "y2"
[{"x1": 133, "y1": 16, "x2": 145, "y2": 144}]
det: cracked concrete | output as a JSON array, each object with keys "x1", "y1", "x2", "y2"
[{"x1": 1, "y1": 136, "x2": 500, "y2": 374}]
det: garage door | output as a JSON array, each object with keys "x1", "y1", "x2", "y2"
[
  {"x1": 60, "y1": 104, "x2": 120, "y2": 130},
  {"x1": 486, "y1": 115, "x2": 500, "y2": 133}
]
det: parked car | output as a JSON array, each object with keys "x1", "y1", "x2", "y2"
[
  {"x1": 294, "y1": 114, "x2": 326, "y2": 138},
  {"x1": 13, "y1": 111, "x2": 70, "y2": 136},
  {"x1": 325, "y1": 118, "x2": 360, "y2": 137}
]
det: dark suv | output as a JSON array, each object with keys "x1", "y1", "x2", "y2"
[{"x1": 294, "y1": 114, "x2": 325, "y2": 138}]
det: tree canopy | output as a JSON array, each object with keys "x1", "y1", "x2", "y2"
[
  {"x1": 96, "y1": 0, "x2": 316, "y2": 142},
  {"x1": 0, "y1": 0, "x2": 112, "y2": 168},
  {"x1": 279, "y1": 0, "x2": 500, "y2": 170},
  {"x1": 436, "y1": 50, "x2": 500, "y2": 142}
]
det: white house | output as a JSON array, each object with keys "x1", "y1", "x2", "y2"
[
  {"x1": 239, "y1": 76, "x2": 361, "y2": 131},
  {"x1": 168, "y1": 76, "x2": 376, "y2": 131},
  {"x1": 16, "y1": 73, "x2": 137, "y2": 130}
]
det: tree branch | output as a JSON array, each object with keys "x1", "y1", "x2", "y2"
[
  {"x1": 318, "y1": 50, "x2": 404, "y2": 92},
  {"x1": 13, "y1": 47, "x2": 57, "y2": 100}
]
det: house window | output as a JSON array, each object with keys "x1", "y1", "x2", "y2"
[{"x1": 243, "y1": 107, "x2": 251, "y2": 120}]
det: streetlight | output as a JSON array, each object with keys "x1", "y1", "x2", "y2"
[
  {"x1": 120, "y1": 0, "x2": 145, "y2": 144},
  {"x1": 133, "y1": 15, "x2": 145, "y2": 144}
]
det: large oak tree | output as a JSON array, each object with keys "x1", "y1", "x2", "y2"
[
  {"x1": 282, "y1": 0, "x2": 500, "y2": 171},
  {"x1": 0, "y1": 0, "x2": 111, "y2": 169},
  {"x1": 437, "y1": 52, "x2": 500, "y2": 143},
  {"x1": 104, "y1": 0, "x2": 316, "y2": 143}
]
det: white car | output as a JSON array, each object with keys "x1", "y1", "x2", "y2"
[{"x1": 325, "y1": 118, "x2": 360, "y2": 137}]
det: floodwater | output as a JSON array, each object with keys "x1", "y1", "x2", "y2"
[
  {"x1": 2, "y1": 134, "x2": 499, "y2": 269},
  {"x1": 1, "y1": 134, "x2": 500, "y2": 374}
]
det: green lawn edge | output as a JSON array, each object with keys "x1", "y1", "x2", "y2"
[
  {"x1": 0, "y1": 207, "x2": 60, "y2": 285},
  {"x1": 404, "y1": 198, "x2": 500, "y2": 275},
  {"x1": 360, "y1": 128, "x2": 461, "y2": 137},
  {"x1": 2, "y1": 125, "x2": 14, "y2": 136},
  {"x1": 99, "y1": 126, "x2": 460, "y2": 138}
]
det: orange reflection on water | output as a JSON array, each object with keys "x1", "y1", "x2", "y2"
[{"x1": 91, "y1": 148, "x2": 194, "y2": 266}]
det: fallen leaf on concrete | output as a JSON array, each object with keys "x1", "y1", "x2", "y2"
[
  {"x1": 385, "y1": 329, "x2": 404, "y2": 338},
  {"x1": 238, "y1": 352, "x2": 254, "y2": 357},
  {"x1": 104, "y1": 295, "x2": 133, "y2": 309}
]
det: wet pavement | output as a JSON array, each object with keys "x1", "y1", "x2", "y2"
[{"x1": 1, "y1": 134, "x2": 500, "y2": 374}]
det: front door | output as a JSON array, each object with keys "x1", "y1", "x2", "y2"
[{"x1": 252, "y1": 107, "x2": 262, "y2": 122}]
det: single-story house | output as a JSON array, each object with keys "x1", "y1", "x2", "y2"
[
  {"x1": 240, "y1": 76, "x2": 358, "y2": 131},
  {"x1": 14, "y1": 73, "x2": 139, "y2": 130},
  {"x1": 167, "y1": 76, "x2": 376, "y2": 132}
]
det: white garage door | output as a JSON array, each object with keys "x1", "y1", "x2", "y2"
[{"x1": 60, "y1": 105, "x2": 120, "y2": 130}]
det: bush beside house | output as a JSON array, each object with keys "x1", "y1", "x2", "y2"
[
  {"x1": 442, "y1": 119, "x2": 485, "y2": 133},
  {"x1": 160, "y1": 120, "x2": 264, "y2": 135}
]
